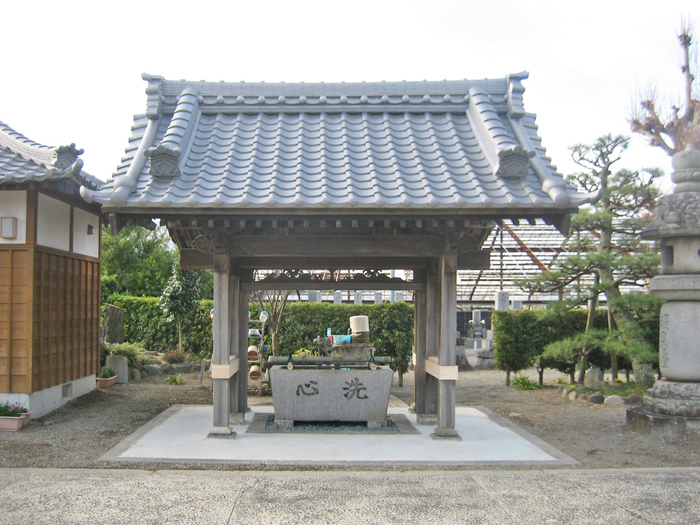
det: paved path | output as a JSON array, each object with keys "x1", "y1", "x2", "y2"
[{"x1": 1, "y1": 467, "x2": 698, "y2": 524}]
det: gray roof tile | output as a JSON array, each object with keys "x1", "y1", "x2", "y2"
[
  {"x1": 83, "y1": 73, "x2": 595, "y2": 211},
  {"x1": 0, "y1": 120, "x2": 101, "y2": 191}
]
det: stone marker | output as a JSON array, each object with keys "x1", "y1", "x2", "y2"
[
  {"x1": 353, "y1": 291, "x2": 363, "y2": 305},
  {"x1": 495, "y1": 291, "x2": 509, "y2": 311},
  {"x1": 101, "y1": 304, "x2": 125, "y2": 344},
  {"x1": 106, "y1": 355, "x2": 129, "y2": 384},
  {"x1": 584, "y1": 368, "x2": 605, "y2": 389}
]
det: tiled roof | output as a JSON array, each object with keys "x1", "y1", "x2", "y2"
[
  {"x1": 0, "y1": 120, "x2": 101, "y2": 191},
  {"x1": 82, "y1": 73, "x2": 595, "y2": 211}
]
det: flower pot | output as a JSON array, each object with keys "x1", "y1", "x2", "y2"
[
  {"x1": 20, "y1": 412, "x2": 31, "y2": 427},
  {"x1": 97, "y1": 375, "x2": 117, "y2": 389},
  {"x1": 0, "y1": 416, "x2": 24, "y2": 432}
]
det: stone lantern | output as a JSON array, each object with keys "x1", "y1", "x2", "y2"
[{"x1": 628, "y1": 148, "x2": 700, "y2": 437}]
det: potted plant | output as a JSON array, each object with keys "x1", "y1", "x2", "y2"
[
  {"x1": 0, "y1": 402, "x2": 25, "y2": 432},
  {"x1": 97, "y1": 366, "x2": 117, "y2": 389}
]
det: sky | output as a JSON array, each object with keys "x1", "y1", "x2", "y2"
[{"x1": 2, "y1": 0, "x2": 699, "y2": 191}]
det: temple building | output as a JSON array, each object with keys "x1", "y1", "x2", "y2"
[
  {"x1": 0, "y1": 121, "x2": 102, "y2": 417},
  {"x1": 81, "y1": 72, "x2": 594, "y2": 438}
]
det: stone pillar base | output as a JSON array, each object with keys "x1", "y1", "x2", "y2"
[
  {"x1": 431, "y1": 427, "x2": 462, "y2": 441},
  {"x1": 643, "y1": 380, "x2": 700, "y2": 417},
  {"x1": 627, "y1": 407, "x2": 700, "y2": 440},
  {"x1": 208, "y1": 426, "x2": 236, "y2": 439},
  {"x1": 416, "y1": 414, "x2": 438, "y2": 425},
  {"x1": 229, "y1": 413, "x2": 245, "y2": 425}
]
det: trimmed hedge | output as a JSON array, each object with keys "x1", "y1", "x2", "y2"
[
  {"x1": 492, "y1": 308, "x2": 624, "y2": 382},
  {"x1": 278, "y1": 302, "x2": 414, "y2": 376},
  {"x1": 106, "y1": 297, "x2": 414, "y2": 376},
  {"x1": 106, "y1": 295, "x2": 213, "y2": 355}
]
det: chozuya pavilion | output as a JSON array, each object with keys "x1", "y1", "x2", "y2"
[{"x1": 81, "y1": 72, "x2": 594, "y2": 439}]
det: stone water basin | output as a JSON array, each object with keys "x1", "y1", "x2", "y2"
[{"x1": 269, "y1": 366, "x2": 393, "y2": 428}]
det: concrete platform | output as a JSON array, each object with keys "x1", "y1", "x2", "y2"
[{"x1": 102, "y1": 404, "x2": 577, "y2": 467}]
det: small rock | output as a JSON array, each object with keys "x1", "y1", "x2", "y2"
[
  {"x1": 577, "y1": 394, "x2": 589, "y2": 402},
  {"x1": 604, "y1": 395, "x2": 625, "y2": 406},
  {"x1": 143, "y1": 365, "x2": 163, "y2": 376},
  {"x1": 562, "y1": 389, "x2": 572, "y2": 399},
  {"x1": 625, "y1": 394, "x2": 643, "y2": 406},
  {"x1": 607, "y1": 381, "x2": 622, "y2": 389},
  {"x1": 588, "y1": 394, "x2": 605, "y2": 404},
  {"x1": 129, "y1": 368, "x2": 142, "y2": 381},
  {"x1": 173, "y1": 362, "x2": 197, "y2": 374},
  {"x1": 160, "y1": 363, "x2": 176, "y2": 374},
  {"x1": 509, "y1": 413, "x2": 522, "y2": 418},
  {"x1": 568, "y1": 391, "x2": 578, "y2": 401}
]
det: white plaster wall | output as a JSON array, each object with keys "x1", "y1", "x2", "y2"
[
  {"x1": 0, "y1": 375, "x2": 96, "y2": 419},
  {"x1": 36, "y1": 193, "x2": 70, "y2": 251},
  {"x1": 72, "y1": 208, "x2": 100, "y2": 258},
  {"x1": 0, "y1": 191, "x2": 27, "y2": 244}
]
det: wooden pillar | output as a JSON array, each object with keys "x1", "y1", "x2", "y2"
[
  {"x1": 416, "y1": 266, "x2": 439, "y2": 424},
  {"x1": 432, "y1": 254, "x2": 461, "y2": 440},
  {"x1": 234, "y1": 269, "x2": 251, "y2": 418},
  {"x1": 413, "y1": 270, "x2": 427, "y2": 416},
  {"x1": 227, "y1": 266, "x2": 245, "y2": 424},
  {"x1": 210, "y1": 254, "x2": 235, "y2": 436}
]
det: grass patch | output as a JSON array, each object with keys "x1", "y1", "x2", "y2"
[
  {"x1": 165, "y1": 373, "x2": 184, "y2": 385},
  {"x1": 511, "y1": 374, "x2": 541, "y2": 390},
  {"x1": 574, "y1": 380, "x2": 645, "y2": 397}
]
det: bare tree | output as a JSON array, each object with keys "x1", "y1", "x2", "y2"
[
  {"x1": 252, "y1": 288, "x2": 291, "y2": 357},
  {"x1": 631, "y1": 20, "x2": 699, "y2": 153}
]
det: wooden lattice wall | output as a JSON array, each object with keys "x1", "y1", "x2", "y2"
[{"x1": 0, "y1": 246, "x2": 100, "y2": 393}]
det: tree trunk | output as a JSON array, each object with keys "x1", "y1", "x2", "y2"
[
  {"x1": 178, "y1": 317, "x2": 183, "y2": 351},
  {"x1": 577, "y1": 280, "x2": 599, "y2": 383},
  {"x1": 607, "y1": 307, "x2": 618, "y2": 380},
  {"x1": 506, "y1": 370, "x2": 511, "y2": 386},
  {"x1": 536, "y1": 363, "x2": 544, "y2": 385},
  {"x1": 271, "y1": 330, "x2": 280, "y2": 357}
]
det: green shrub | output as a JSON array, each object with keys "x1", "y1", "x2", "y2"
[
  {"x1": 510, "y1": 374, "x2": 541, "y2": 390},
  {"x1": 98, "y1": 366, "x2": 116, "y2": 379},
  {"x1": 105, "y1": 342, "x2": 142, "y2": 366},
  {"x1": 493, "y1": 308, "x2": 610, "y2": 385},
  {"x1": 492, "y1": 310, "x2": 542, "y2": 385},
  {"x1": 165, "y1": 373, "x2": 184, "y2": 385}
]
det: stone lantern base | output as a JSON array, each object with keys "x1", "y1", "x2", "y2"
[
  {"x1": 627, "y1": 407, "x2": 700, "y2": 440},
  {"x1": 627, "y1": 381, "x2": 700, "y2": 439}
]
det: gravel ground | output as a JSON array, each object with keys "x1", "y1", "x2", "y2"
[{"x1": 1, "y1": 367, "x2": 699, "y2": 471}]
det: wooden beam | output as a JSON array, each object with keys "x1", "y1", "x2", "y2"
[
  {"x1": 234, "y1": 256, "x2": 432, "y2": 270},
  {"x1": 242, "y1": 281, "x2": 424, "y2": 291},
  {"x1": 425, "y1": 357, "x2": 458, "y2": 380},
  {"x1": 229, "y1": 235, "x2": 444, "y2": 258},
  {"x1": 180, "y1": 249, "x2": 214, "y2": 269},
  {"x1": 210, "y1": 356, "x2": 240, "y2": 379}
]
